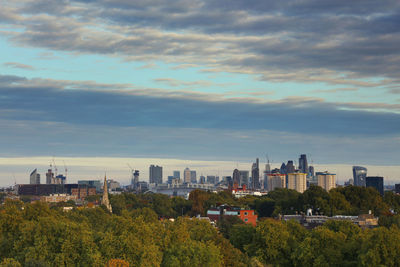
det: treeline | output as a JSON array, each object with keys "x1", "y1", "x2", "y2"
[{"x1": 1, "y1": 185, "x2": 400, "y2": 266}]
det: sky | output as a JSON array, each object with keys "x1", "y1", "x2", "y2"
[{"x1": 0, "y1": 0, "x2": 399, "y2": 185}]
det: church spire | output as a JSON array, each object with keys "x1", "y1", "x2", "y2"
[{"x1": 102, "y1": 174, "x2": 112, "y2": 213}]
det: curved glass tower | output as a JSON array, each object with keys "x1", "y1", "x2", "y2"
[{"x1": 353, "y1": 166, "x2": 367, "y2": 187}]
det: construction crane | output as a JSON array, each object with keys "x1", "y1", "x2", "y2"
[{"x1": 52, "y1": 157, "x2": 58, "y2": 177}]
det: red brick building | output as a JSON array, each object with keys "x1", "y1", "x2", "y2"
[{"x1": 207, "y1": 205, "x2": 258, "y2": 226}]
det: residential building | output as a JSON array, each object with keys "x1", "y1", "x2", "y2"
[
  {"x1": 288, "y1": 172, "x2": 307, "y2": 193},
  {"x1": 317, "y1": 172, "x2": 336, "y2": 191},
  {"x1": 267, "y1": 173, "x2": 286, "y2": 191}
]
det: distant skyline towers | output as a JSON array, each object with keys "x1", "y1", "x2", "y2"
[
  {"x1": 190, "y1": 170, "x2": 197, "y2": 183},
  {"x1": 251, "y1": 158, "x2": 260, "y2": 189},
  {"x1": 309, "y1": 166, "x2": 315, "y2": 177},
  {"x1": 199, "y1": 175, "x2": 206, "y2": 184},
  {"x1": 184, "y1": 168, "x2": 191, "y2": 183},
  {"x1": 316, "y1": 171, "x2": 336, "y2": 191},
  {"x1": 353, "y1": 166, "x2": 367, "y2": 187},
  {"x1": 102, "y1": 175, "x2": 112, "y2": 213},
  {"x1": 240, "y1": 171, "x2": 249, "y2": 186},
  {"x1": 46, "y1": 169, "x2": 54, "y2": 184},
  {"x1": 173, "y1": 171, "x2": 180, "y2": 179},
  {"x1": 287, "y1": 172, "x2": 307, "y2": 193},
  {"x1": 149, "y1": 165, "x2": 163, "y2": 184},
  {"x1": 267, "y1": 173, "x2": 285, "y2": 191},
  {"x1": 233, "y1": 169, "x2": 240, "y2": 186},
  {"x1": 299, "y1": 154, "x2": 308, "y2": 176},
  {"x1": 286, "y1": 160, "x2": 295, "y2": 174},
  {"x1": 206, "y1": 175, "x2": 216, "y2": 184},
  {"x1": 132, "y1": 170, "x2": 139, "y2": 188},
  {"x1": 366, "y1": 176, "x2": 384, "y2": 195},
  {"x1": 29, "y1": 169, "x2": 40, "y2": 184}
]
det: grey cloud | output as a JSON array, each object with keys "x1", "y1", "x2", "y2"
[
  {"x1": 1, "y1": 0, "x2": 400, "y2": 85},
  {"x1": 0, "y1": 75, "x2": 399, "y2": 137}
]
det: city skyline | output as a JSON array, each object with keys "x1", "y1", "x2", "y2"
[
  {"x1": 1, "y1": 1, "x2": 399, "y2": 182},
  {"x1": 0, "y1": 156, "x2": 399, "y2": 187}
]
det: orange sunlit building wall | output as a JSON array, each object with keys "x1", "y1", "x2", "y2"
[{"x1": 239, "y1": 209, "x2": 258, "y2": 226}]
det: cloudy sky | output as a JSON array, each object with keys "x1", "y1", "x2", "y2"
[{"x1": 0, "y1": 0, "x2": 399, "y2": 185}]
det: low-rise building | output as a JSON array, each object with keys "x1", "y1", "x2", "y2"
[{"x1": 207, "y1": 205, "x2": 258, "y2": 226}]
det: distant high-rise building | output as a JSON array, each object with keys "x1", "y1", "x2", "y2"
[
  {"x1": 395, "y1": 184, "x2": 400, "y2": 194},
  {"x1": 167, "y1": 176, "x2": 174, "y2": 184},
  {"x1": 207, "y1": 175, "x2": 216, "y2": 184},
  {"x1": 184, "y1": 168, "x2": 191, "y2": 183},
  {"x1": 199, "y1": 175, "x2": 206, "y2": 184},
  {"x1": 299, "y1": 154, "x2": 308, "y2": 176},
  {"x1": 280, "y1": 163, "x2": 287, "y2": 174},
  {"x1": 316, "y1": 172, "x2": 336, "y2": 191},
  {"x1": 287, "y1": 172, "x2": 307, "y2": 193},
  {"x1": 239, "y1": 171, "x2": 249, "y2": 187},
  {"x1": 78, "y1": 180, "x2": 102, "y2": 192},
  {"x1": 263, "y1": 161, "x2": 271, "y2": 190},
  {"x1": 149, "y1": 165, "x2": 163, "y2": 184},
  {"x1": 30, "y1": 169, "x2": 40, "y2": 184},
  {"x1": 286, "y1": 161, "x2": 295, "y2": 174},
  {"x1": 267, "y1": 173, "x2": 286, "y2": 191},
  {"x1": 173, "y1": 171, "x2": 180, "y2": 179},
  {"x1": 190, "y1": 170, "x2": 197, "y2": 183},
  {"x1": 132, "y1": 170, "x2": 139, "y2": 188},
  {"x1": 309, "y1": 166, "x2": 315, "y2": 177},
  {"x1": 46, "y1": 169, "x2": 54, "y2": 184},
  {"x1": 233, "y1": 169, "x2": 240, "y2": 186},
  {"x1": 366, "y1": 176, "x2": 384, "y2": 195},
  {"x1": 251, "y1": 158, "x2": 260, "y2": 189},
  {"x1": 353, "y1": 166, "x2": 367, "y2": 187}
]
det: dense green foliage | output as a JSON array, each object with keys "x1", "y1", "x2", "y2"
[{"x1": 1, "y1": 185, "x2": 400, "y2": 266}]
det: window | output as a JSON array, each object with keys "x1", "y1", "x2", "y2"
[
  {"x1": 244, "y1": 218, "x2": 248, "y2": 222},
  {"x1": 244, "y1": 212, "x2": 248, "y2": 216}
]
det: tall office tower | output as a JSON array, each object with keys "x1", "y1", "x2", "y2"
[
  {"x1": 263, "y1": 162, "x2": 271, "y2": 190},
  {"x1": 30, "y1": 169, "x2": 40, "y2": 184},
  {"x1": 183, "y1": 168, "x2": 191, "y2": 183},
  {"x1": 298, "y1": 154, "x2": 309, "y2": 176},
  {"x1": 280, "y1": 163, "x2": 287, "y2": 174},
  {"x1": 251, "y1": 158, "x2": 260, "y2": 189},
  {"x1": 149, "y1": 165, "x2": 163, "y2": 184},
  {"x1": 233, "y1": 169, "x2": 240, "y2": 186},
  {"x1": 287, "y1": 173, "x2": 307, "y2": 193},
  {"x1": 190, "y1": 170, "x2": 197, "y2": 183},
  {"x1": 132, "y1": 170, "x2": 139, "y2": 188},
  {"x1": 239, "y1": 170, "x2": 250, "y2": 187},
  {"x1": 206, "y1": 175, "x2": 216, "y2": 184},
  {"x1": 173, "y1": 171, "x2": 180, "y2": 179},
  {"x1": 286, "y1": 160, "x2": 295, "y2": 174},
  {"x1": 366, "y1": 176, "x2": 384, "y2": 195},
  {"x1": 167, "y1": 176, "x2": 174, "y2": 184},
  {"x1": 353, "y1": 166, "x2": 367, "y2": 187},
  {"x1": 46, "y1": 169, "x2": 54, "y2": 184},
  {"x1": 199, "y1": 175, "x2": 206, "y2": 184},
  {"x1": 317, "y1": 172, "x2": 336, "y2": 191},
  {"x1": 216, "y1": 176, "x2": 220, "y2": 184},
  {"x1": 267, "y1": 173, "x2": 286, "y2": 191},
  {"x1": 309, "y1": 166, "x2": 315, "y2": 177}
]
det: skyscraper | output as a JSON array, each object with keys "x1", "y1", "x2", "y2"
[
  {"x1": 299, "y1": 154, "x2": 308, "y2": 176},
  {"x1": 173, "y1": 171, "x2": 180, "y2": 179},
  {"x1": 46, "y1": 169, "x2": 54, "y2": 184},
  {"x1": 366, "y1": 176, "x2": 384, "y2": 195},
  {"x1": 233, "y1": 169, "x2": 240, "y2": 186},
  {"x1": 190, "y1": 170, "x2": 197, "y2": 183},
  {"x1": 239, "y1": 171, "x2": 249, "y2": 187},
  {"x1": 184, "y1": 168, "x2": 191, "y2": 183},
  {"x1": 30, "y1": 169, "x2": 40, "y2": 184},
  {"x1": 316, "y1": 171, "x2": 336, "y2": 191},
  {"x1": 353, "y1": 166, "x2": 367, "y2": 187},
  {"x1": 286, "y1": 160, "x2": 295, "y2": 174},
  {"x1": 149, "y1": 165, "x2": 163, "y2": 184},
  {"x1": 251, "y1": 158, "x2": 260, "y2": 189},
  {"x1": 280, "y1": 163, "x2": 287, "y2": 174}
]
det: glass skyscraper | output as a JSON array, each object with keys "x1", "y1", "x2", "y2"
[{"x1": 352, "y1": 166, "x2": 367, "y2": 187}]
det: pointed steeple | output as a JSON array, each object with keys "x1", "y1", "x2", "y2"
[{"x1": 102, "y1": 174, "x2": 112, "y2": 213}]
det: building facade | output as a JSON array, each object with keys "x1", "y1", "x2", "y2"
[
  {"x1": 316, "y1": 172, "x2": 336, "y2": 191},
  {"x1": 149, "y1": 165, "x2": 163, "y2": 184},
  {"x1": 287, "y1": 173, "x2": 307, "y2": 193},
  {"x1": 353, "y1": 166, "x2": 367, "y2": 187},
  {"x1": 30, "y1": 169, "x2": 40, "y2": 184},
  {"x1": 267, "y1": 173, "x2": 286, "y2": 191},
  {"x1": 366, "y1": 176, "x2": 384, "y2": 195}
]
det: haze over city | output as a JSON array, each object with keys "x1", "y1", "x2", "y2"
[{"x1": 1, "y1": 0, "x2": 399, "y2": 184}]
